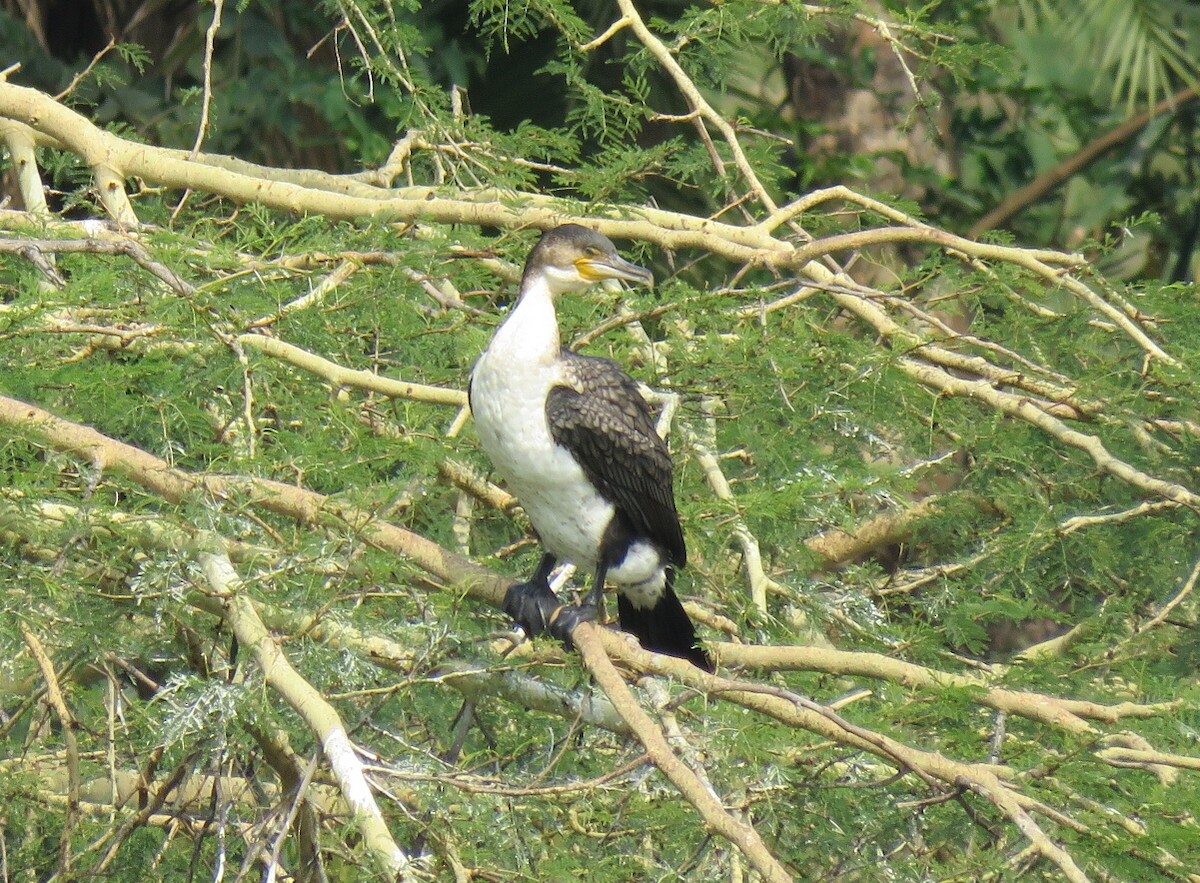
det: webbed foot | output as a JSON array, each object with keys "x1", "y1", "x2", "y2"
[
  {"x1": 544, "y1": 602, "x2": 598, "y2": 649},
  {"x1": 503, "y1": 580, "x2": 598, "y2": 650}
]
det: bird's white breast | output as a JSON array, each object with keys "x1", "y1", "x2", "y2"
[{"x1": 470, "y1": 289, "x2": 614, "y2": 573}]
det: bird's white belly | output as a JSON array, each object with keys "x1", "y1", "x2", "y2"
[{"x1": 471, "y1": 354, "x2": 612, "y2": 572}]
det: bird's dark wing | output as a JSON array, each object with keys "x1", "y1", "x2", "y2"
[{"x1": 547, "y1": 353, "x2": 685, "y2": 567}]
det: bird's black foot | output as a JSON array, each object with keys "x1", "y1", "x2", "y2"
[
  {"x1": 502, "y1": 579, "x2": 560, "y2": 639},
  {"x1": 546, "y1": 603, "x2": 598, "y2": 650},
  {"x1": 503, "y1": 580, "x2": 598, "y2": 650}
]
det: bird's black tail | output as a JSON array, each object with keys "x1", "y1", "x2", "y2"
[{"x1": 616, "y1": 571, "x2": 712, "y2": 671}]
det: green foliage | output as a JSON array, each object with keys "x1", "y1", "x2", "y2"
[
  {"x1": 3, "y1": 0, "x2": 1200, "y2": 880},
  {"x1": 468, "y1": 0, "x2": 591, "y2": 54},
  {"x1": 1017, "y1": 0, "x2": 1200, "y2": 112}
]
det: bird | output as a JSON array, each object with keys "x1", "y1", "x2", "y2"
[{"x1": 469, "y1": 224, "x2": 711, "y2": 671}]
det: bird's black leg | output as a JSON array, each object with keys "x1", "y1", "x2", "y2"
[
  {"x1": 502, "y1": 553, "x2": 560, "y2": 639},
  {"x1": 535, "y1": 562, "x2": 603, "y2": 647},
  {"x1": 554, "y1": 566, "x2": 609, "y2": 628},
  {"x1": 585, "y1": 562, "x2": 608, "y2": 616},
  {"x1": 502, "y1": 553, "x2": 601, "y2": 649}
]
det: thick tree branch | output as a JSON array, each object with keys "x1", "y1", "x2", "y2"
[
  {"x1": 573, "y1": 623, "x2": 794, "y2": 883},
  {"x1": 0, "y1": 391, "x2": 510, "y2": 609},
  {"x1": 432, "y1": 661, "x2": 630, "y2": 735},
  {"x1": 970, "y1": 84, "x2": 1200, "y2": 238},
  {"x1": 197, "y1": 545, "x2": 416, "y2": 880},
  {"x1": 0, "y1": 118, "x2": 49, "y2": 214},
  {"x1": 237, "y1": 333, "x2": 467, "y2": 407},
  {"x1": 775, "y1": 187, "x2": 1177, "y2": 367},
  {"x1": 722, "y1": 645, "x2": 1176, "y2": 729}
]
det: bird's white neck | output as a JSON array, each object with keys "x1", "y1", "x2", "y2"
[{"x1": 491, "y1": 272, "x2": 562, "y2": 366}]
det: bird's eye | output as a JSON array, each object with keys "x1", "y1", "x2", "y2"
[{"x1": 584, "y1": 247, "x2": 603, "y2": 258}]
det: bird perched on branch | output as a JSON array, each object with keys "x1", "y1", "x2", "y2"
[{"x1": 470, "y1": 224, "x2": 711, "y2": 671}]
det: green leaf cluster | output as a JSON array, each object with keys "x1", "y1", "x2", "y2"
[{"x1": 3, "y1": 0, "x2": 1200, "y2": 880}]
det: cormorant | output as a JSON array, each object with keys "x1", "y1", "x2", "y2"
[{"x1": 470, "y1": 224, "x2": 711, "y2": 671}]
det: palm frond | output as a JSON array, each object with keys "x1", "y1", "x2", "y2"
[{"x1": 1065, "y1": 0, "x2": 1199, "y2": 111}]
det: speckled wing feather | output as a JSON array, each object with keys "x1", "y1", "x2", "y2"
[{"x1": 546, "y1": 352, "x2": 686, "y2": 567}]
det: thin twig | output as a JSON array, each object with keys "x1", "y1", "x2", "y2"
[
  {"x1": 21, "y1": 625, "x2": 81, "y2": 874},
  {"x1": 54, "y1": 38, "x2": 118, "y2": 102},
  {"x1": 0, "y1": 237, "x2": 194, "y2": 294},
  {"x1": 191, "y1": 0, "x2": 224, "y2": 158}
]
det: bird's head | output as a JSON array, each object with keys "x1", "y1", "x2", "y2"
[{"x1": 522, "y1": 224, "x2": 653, "y2": 297}]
